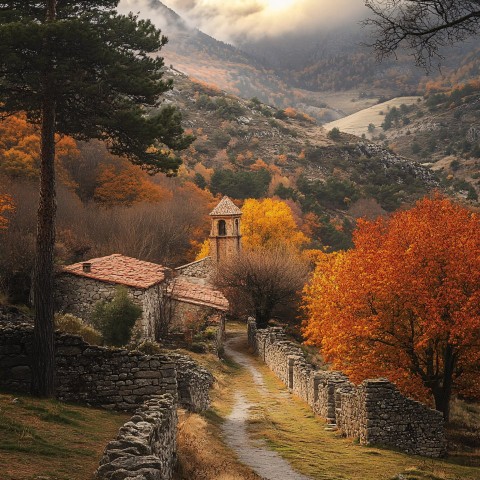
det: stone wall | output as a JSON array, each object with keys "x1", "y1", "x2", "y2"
[
  {"x1": 96, "y1": 394, "x2": 177, "y2": 480},
  {"x1": 336, "y1": 379, "x2": 446, "y2": 457},
  {"x1": 170, "y1": 299, "x2": 213, "y2": 332},
  {"x1": 55, "y1": 274, "x2": 160, "y2": 337},
  {"x1": 247, "y1": 319, "x2": 446, "y2": 457},
  {"x1": 0, "y1": 321, "x2": 212, "y2": 413},
  {"x1": 169, "y1": 353, "x2": 214, "y2": 413}
]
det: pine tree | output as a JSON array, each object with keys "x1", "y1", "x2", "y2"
[{"x1": 0, "y1": 0, "x2": 193, "y2": 396}]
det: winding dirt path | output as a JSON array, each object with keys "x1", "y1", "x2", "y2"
[{"x1": 222, "y1": 332, "x2": 312, "y2": 480}]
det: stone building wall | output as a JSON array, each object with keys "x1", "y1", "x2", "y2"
[
  {"x1": 170, "y1": 299, "x2": 213, "y2": 331},
  {"x1": 175, "y1": 257, "x2": 212, "y2": 281},
  {"x1": 55, "y1": 274, "x2": 162, "y2": 338},
  {"x1": 96, "y1": 394, "x2": 177, "y2": 480},
  {"x1": 247, "y1": 319, "x2": 446, "y2": 457},
  {"x1": 141, "y1": 283, "x2": 162, "y2": 339},
  {"x1": 0, "y1": 321, "x2": 212, "y2": 413}
]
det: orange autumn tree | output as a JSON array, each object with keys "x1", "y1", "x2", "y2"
[
  {"x1": 303, "y1": 196, "x2": 480, "y2": 420},
  {"x1": 94, "y1": 161, "x2": 170, "y2": 206},
  {"x1": 0, "y1": 194, "x2": 14, "y2": 230},
  {"x1": 0, "y1": 113, "x2": 79, "y2": 183}
]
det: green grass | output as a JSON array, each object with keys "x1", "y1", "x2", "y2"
[{"x1": 0, "y1": 392, "x2": 128, "y2": 480}]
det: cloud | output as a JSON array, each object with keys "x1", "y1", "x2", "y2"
[{"x1": 118, "y1": 0, "x2": 368, "y2": 43}]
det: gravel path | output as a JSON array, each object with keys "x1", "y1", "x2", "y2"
[{"x1": 222, "y1": 333, "x2": 312, "y2": 480}]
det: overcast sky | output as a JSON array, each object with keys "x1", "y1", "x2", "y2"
[{"x1": 118, "y1": 0, "x2": 368, "y2": 42}]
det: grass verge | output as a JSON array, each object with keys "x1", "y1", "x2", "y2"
[{"x1": 0, "y1": 392, "x2": 128, "y2": 480}]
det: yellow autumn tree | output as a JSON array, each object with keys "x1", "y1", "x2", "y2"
[
  {"x1": 195, "y1": 238, "x2": 210, "y2": 260},
  {"x1": 242, "y1": 198, "x2": 309, "y2": 251}
]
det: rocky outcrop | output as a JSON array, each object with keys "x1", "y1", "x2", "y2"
[
  {"x1": 247, "y1": 319, "x2": 446, "y2": 458},
  {"x1": 96, "y1": 394, "x2": 177, "y2": 480},
  {"x1": 357, "y1": 142, "x2": 439, "y2": 186}
]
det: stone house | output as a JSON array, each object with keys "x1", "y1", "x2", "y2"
[
  {"x1": 55, "y1": 254, "x2": 169, "y2": 338},
  {"x1": 55, "y1": 196, "x2": 238, "y2": 339}
]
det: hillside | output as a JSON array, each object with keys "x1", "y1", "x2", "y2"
[
  {"x1": 359, "y1": 82, "x2": 480, "y2": 201},
  {"x1": 158, "y1": 67, "x2": 440, "y2": 249},
  {"x1": 141, "y1": 1, "x2": 480, "y2": 122},
  {"x1": 324, "y1": 96, "x2": 422, "y2": 138},
  {"x1": 142, "y1": 1, "x2": 343, "y2": 121}
]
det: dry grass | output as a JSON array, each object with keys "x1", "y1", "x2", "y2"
[
  {"x1": 324, "y1": 96, "x2": 422, "y2": 138},
  {"x1": 243, "y1": 367, "x2": 480, "y2": 480},
  {"x1": 224, "y1": 324, "x2": 480, "y2": 480},
  {"x1": 176, "y1": 410, "x2": 261, "y2": 480},
  {"x1": 0, "y1": 393, "x2": 128, "y2": 480},
  {"x1": 446, "y1": 399, "x2": 480, "y2": 467}
]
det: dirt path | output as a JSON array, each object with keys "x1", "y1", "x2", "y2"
[{"x1": 222, "y1": 333, "x2": 312, "y2": 480}]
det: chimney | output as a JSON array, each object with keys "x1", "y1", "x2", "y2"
[{"x1": 82, "y1": 262, "x2": 92, "y2": 273}]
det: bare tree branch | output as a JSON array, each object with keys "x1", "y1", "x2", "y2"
[{"x1": 363, "y1": 0, "x2": 480, "y2": 68}]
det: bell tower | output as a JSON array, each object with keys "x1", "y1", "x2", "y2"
[{"x1": 209, "y1": 196, "x2": 242, "y2": 263}]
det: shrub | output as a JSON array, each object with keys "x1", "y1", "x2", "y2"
[
  {"x1": 190, "y1": 342, "x2": 207, "y2": 353},
  {"x1": 131, "y1": 339, "x2": 162, "y2": 355},
  {"x1": 450, "y1": 159, "x2": 461, "y2": 171},
  {"x1": 54, "y1": 313, "x2": 103, "y2": 345},
  {"x1": 92, "y1": 287, "x2": 142, "y2": 346},
  {"x1": 327, "y1": 127, "x2": 341, "y2": 140}
]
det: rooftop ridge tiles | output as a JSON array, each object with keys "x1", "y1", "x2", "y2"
[{"x1": 209, "y1": 196, "x2": 242, "y2": 216}]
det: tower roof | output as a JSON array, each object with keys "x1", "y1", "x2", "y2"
[{"x1": 209, "y1": 196, "x2": 242, "y2": 216}]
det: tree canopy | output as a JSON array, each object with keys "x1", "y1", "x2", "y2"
[
  {"x1": 302, "y1": 196, "x2": 480, "y2": 420},
  {"x1": 0, "y1": 0, "x2": 193, "y2": 172},
  {"x1": 241, "y1": 198, "x2": 309, "y2": 252},
  {"x1": 365, "y1": 1, "x2": 480, "y2": 67},
  {"x1": 216, "y1": 248, "x2": 308, "y2": 328}
]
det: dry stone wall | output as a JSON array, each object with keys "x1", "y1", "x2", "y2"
[
  {"x1": 96, "y1": 394, "x2": 177, "y2": 480},
  {"x1": 0, "y1": 320, "x2": 212, "y2": 413},
  {"x1": 247, "y1": 319, "x2": 446, "y2": 457},
  {"x1": 168, "y1": 353, "x2": 213, "y2": 413}
]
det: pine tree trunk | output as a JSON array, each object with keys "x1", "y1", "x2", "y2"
[{"x1": 31, "y1": 0, "x2": 57, "y2": 397}]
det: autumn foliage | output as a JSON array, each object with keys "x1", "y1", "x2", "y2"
[
  {"x1": 94, "y1": 161, "x2": 170, "y2": 206},
  {"x1": 0, "y1": 194, "x2": 14, "y2": 230},
  {"x1": 241, "y1": 198, "x2": 309, "y2": 252},
  {"x1": 0, "y1": 113, "x2": 79, "y2": 183},
  {"x1": 302, "y1": 196, "x2": 480, "y2": 419}
]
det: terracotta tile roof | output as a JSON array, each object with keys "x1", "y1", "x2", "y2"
[
  {"x1": 169, "y1": 280, "x2": 229, "y2": 311},
  {"x1": 209, "y1": 196, "x2": 242, "y2": 216},
  {"x1": 61, "y1": 254, "x2": 168, "y2": 289}
]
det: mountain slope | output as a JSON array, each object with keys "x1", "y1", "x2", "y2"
[
  {"x1": 159, "y1": 67, "x2": 440, "y2": 250},
  {"x1": 360, "y1": 83, "x2": 480, "y2": 201}
]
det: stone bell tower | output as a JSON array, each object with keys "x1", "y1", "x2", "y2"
[{"x1": 209, "y1": 196, "x2": 242, "y2": 264}]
